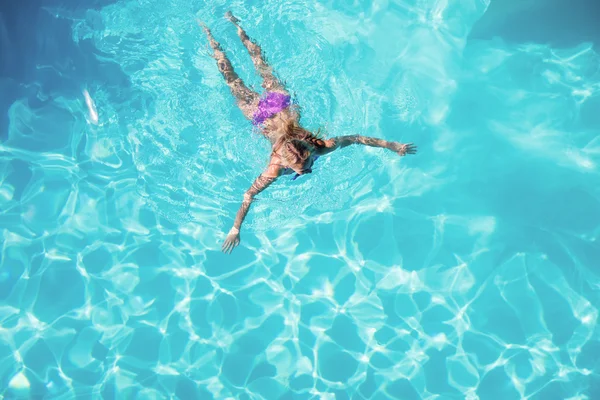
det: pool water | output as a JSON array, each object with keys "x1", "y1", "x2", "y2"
[{"x1": 1, "y1": 0, "x2": 600, "y2": 398}]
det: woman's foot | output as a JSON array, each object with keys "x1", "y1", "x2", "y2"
[
  {"x1": 225, "y1": 11, "x2": 240, "y2": 24},
  {"x1": 196, "y1": 19, "x2": 209, "y2": 33}
]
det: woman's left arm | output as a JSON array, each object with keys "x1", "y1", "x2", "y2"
[{"x1": 315, "y1": 135, "x2": 417, "y2": 156}]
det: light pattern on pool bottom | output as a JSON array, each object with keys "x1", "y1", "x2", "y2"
[{"x1": 2, "y1": 0, "x2": 600, "y2": 399}]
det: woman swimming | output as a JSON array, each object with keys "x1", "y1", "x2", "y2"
[{"x1": 200, "y1": 12, "x2": 417, "y2": 253}]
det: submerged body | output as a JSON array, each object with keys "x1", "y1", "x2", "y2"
[{"x1": 201, "y1": 13, "x2": 417, "y2": 253}]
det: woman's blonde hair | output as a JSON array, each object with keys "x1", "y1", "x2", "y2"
[{"x1": 272, "y1": 119, "x2": 326, "y2": 166}]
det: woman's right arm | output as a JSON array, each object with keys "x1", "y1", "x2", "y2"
[{"x1": 222, "y1": 164, "x2": 280, "y2": 253}]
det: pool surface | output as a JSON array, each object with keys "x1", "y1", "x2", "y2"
[{"x1": 1, "y1": 0, "x2": 600, "y2": 398}]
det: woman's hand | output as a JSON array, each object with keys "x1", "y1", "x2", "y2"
[
  {"x1": 389, "y1": 142, "x2": 417, "y2": 156},
  {"x1": 222, "y1": 227, "x2": 241, "y2": 254}
]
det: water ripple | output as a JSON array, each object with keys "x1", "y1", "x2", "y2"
[{"x1": 2, "y1": 0, "x2": 600, "y2": 398}]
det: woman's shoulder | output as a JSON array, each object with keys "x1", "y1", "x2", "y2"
[{"x1": 263, "y1": 154, "x2": 287, "y2": 178}]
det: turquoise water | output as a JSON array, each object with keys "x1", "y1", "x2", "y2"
[{"x1": 1, "y1": 0, "x2": 600, "y2": 398}]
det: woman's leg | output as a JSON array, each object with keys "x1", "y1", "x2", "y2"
[
  {"x1": 200, "y1": 22, "x2": 259, "y2": 119},
  {"x1": 225, "y1": 12, "x2": 288, "y2": 94}
]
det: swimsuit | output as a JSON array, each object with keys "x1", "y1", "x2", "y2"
[
  {"x1": 252, "y1": 92, "x2": 291, "y2": 126},
  {"x1": 291, "y1": 156, "x2": 319, "y2": 181}
]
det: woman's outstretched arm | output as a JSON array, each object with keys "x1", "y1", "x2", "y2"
[
  {"x1": 222, "y1": 165, "x2": 280, "y2": 253},
  {"x1": 315, "y1": 135, "x2": 417, "y2": 156}
]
